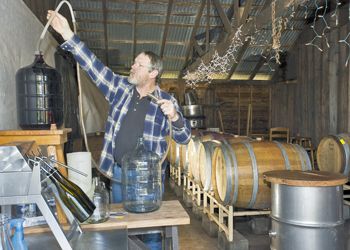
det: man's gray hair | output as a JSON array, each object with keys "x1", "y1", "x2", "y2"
[{"x1": 143, "y1": 51, "x2": 163, "y2": 84}]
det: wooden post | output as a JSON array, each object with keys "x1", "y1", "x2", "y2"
[{"x1": 246, "y1": 103, "x2": 252, "y2": 136}]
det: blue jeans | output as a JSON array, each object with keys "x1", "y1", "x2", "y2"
[{"x1": 111, "y1": 163, "x2": 167, "y2": 250}]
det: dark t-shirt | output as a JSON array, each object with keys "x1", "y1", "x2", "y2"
[
  {"x1": 113, "y1": 88, "x2": 184, "y2": 165},
  {"x1": 114, "y1": 89, "x2": 151, "y2": 165}
]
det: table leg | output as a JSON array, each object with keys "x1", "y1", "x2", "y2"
[{"x1": 165, "y1": 226, "x2": 179, "y2": 250}]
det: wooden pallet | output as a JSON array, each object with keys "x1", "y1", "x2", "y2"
[
  {"x1": 203, "y1": 192, "x2": 270, "y2": 242},
  {"x1": 183, "y1": 175, "x2": 203, "y2": 207},
  {"x1": 170, "y1": 165, "x2": 182, "y2": 186}
]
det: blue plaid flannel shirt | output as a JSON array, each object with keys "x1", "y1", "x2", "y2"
[{"x1": 61, "y1": 35, "x2": 191, "y2": 173}]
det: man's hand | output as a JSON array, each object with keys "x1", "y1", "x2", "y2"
[
  {"x1": 157, "y1": 99, "x2": 179, "y2": 122},
  {"x1": 47, "y1": 10, "x2": 74, "y2": 41}
]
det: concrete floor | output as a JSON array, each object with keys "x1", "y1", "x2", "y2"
[
  {"x1": 163, "y1": 177, "x2": 270, "y2": 250},
  {"x1": 164, "y1": 175, "x2": 350, "y2": 250}
]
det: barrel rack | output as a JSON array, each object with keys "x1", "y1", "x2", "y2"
[
  {"x1": 344, "y1": 184, "x2": 350, "y2": 206},
  {"x1": 169, "y1": 164, "x2": 270, "y2": 242}
]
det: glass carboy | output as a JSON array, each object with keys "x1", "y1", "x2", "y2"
[
  {"x1": 121, "y1": 137, "x2": 162, "y2": 213},
  {"x1": 0, "y1": 214, "x2": 14, "y2": 250},
  {"x1": 88, "y1": 177, "x2": 110, "y2": 223}
]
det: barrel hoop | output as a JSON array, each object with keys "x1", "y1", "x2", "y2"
[
  {"x1": 293, "y1": 144, "x2": 312, "y2": 171},
  {"x1": 336, "y1": 134, "x2": 350, "y2": 175},
  {"x1": 274, "y1": 141, "x2": 291, "y2": 170},
  {"x1": 291, "y1": 144, "x2": 306, "y2": 171},
  {"x1": 220, "y1": 142, "x2": 233, "y2": 205},
  {"x1": 242, "y1": 142, "x2": 258, "y2": 209},
  {"x1": 203, "y1": 142, "x2": 212, "y2": 191},
  {"x1": 223, "y1": 140, "x2": 239, "y2": 205}
]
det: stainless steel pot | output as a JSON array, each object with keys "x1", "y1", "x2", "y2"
[{"x1": 183, "y1": 105, "x2": 203, "y2": 118}]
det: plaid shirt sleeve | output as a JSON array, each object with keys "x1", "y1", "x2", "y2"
[{"x1": 60, "y1": 35, "x2": 129, "y2": 104}]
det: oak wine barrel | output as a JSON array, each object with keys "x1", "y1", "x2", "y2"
[
  {"x1": 212, "y1": 141, "x2": 312, "y2": 209},
  {"x1": 317, "y1": 133, "x2": 350, "y2": 176}
]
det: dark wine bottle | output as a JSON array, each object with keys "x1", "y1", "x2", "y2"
[{"x1": 47, "y1": 167, "x2": 96, "y2": 222}]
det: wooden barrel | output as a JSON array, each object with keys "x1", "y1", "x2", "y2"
[
  {"x1": 198, "y1": 140, "x2": 221, "y2": 191},
  {"x1": 212, "y1": 141, "x2": 312, "y2": 209},
  {"x1": 189, "y1": 133, "x2": 252, "y2": 183},
  {"x1": 168, "y1": 139, "x2": 184, "y2": 168},
  {"x1": 187, "y1": 136, "x2": 202, "y2": 179},
  {"x1": 187, "y1": 132, "x2": 240, "y2": 179},
  {"x1": 180, "y1": 143, "x2": 189, "y2": 173},
  {"x1": 317, "y1": 133, "x2": 350, "y2": 176}
]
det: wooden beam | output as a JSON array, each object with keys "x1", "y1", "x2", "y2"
[
  {"x1": 194, "y1": 43, "x2": 205, "y2": 56},
  {"x1": 233, "y1": 0, "x2": 240, "y2": 28},
  {"x1": 186, "y1": 0, "x2": 299, "y2": 72},
  {"x1": 239, "y1": 0, "x2": 254, "y2": 26},
  {"x1": 178, "y1": 0, "x2": 206, "y2": 79},
  {"x1": 160, "y1": 0, "x2": 174, "y2": 58},
  {"x1": 248, "y1": 56, "x2": 267, "y2": 80},
  {"x1": 102, "y1": 0, "x2": 109, "y2": 66},
  {"x1": 211, "y1": 0, "x2": 232, "y2": 34},
  {"x1": 206, "y1": 0, "x2": 210, "y2": 51},
  {"x1": 226, "y1": 39, "x2": 250, "y2": 79},
  {"x1": 248, "y1": 38, "x2": 272, "y2": 80},
  {"x1": 75, "y1": 18, "x2": 223, "y2": 28},
  {"x1": 132, "y1": 2, "x2": 138, "y2": 59},
  {"x1": 82, "y1": 38, "x2": 188, "y2": 46}
]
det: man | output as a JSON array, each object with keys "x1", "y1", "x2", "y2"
[{"x1": 47, "y1": 10, "x2": 191, "y2": 201}]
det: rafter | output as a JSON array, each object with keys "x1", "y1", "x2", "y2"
[
  {"x1": 102, "y1": 0, "x2": 109, "y2": 66},
  {"x1": 186, "y1": 0, "x2": 298, "y2": 72},
  {"x1": 206, "y1": 0, "x2": 210, "y2": 51},
  {"x1": 132, "y1": 2, "x2": 138, "y2": 59},
  {"x1": 226, "y1": 40, "x2": 250, "y2": 79},
  {"x1": 211, "y1": 0, "x2": 232, "y2": 34},
  {"x1": 178, "y1": 0, "x2": 206, "y2": 79},
  {"x1": 248, "y1": 56, "x2": 268, "y2": 80},
  {"x1": 239, "y1": 0, "x2": 254, "y2": 26},
  {"x1": 160, "y1": 0, "x2": 174, "y2": 58}
]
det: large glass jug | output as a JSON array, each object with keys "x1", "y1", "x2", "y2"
[
  {"x1": 16, "y1": 52, "x2": 63, "y2": 129},
  {"x1": 121, "y1": 137, "x2": 162, "y2": 213},
  {"x1": 0, "y1": 214, "x2": 14, "y2": 250}
]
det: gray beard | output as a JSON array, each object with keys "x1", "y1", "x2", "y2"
[{"x1": 127, "y1": 76, "x2": 138, "y2": 85}]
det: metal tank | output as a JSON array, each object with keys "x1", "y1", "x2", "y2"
[{"x1": 264, "y1": 170, "x2": 347, "y2": 250}]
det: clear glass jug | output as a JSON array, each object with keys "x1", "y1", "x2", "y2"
[
  {"x1": 121, "y1": 137, "x2": 162, "y2": 213},
  {"x1": 0, "y1": 214, "x2": 14, "y2": 250},
  {"x1": 88, "y1": 177, "x2": 110, "y2": 223}
]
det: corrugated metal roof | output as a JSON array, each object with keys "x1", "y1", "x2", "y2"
[{"x1": 37, "y1": 0, "x2": 318, "y2": 80}]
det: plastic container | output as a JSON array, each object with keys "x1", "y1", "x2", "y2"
[
  {"x1": 16, "y1": 52, "x2": 63, "y2": 129},
  {"x1": 0, "y1": 214, "x2": 14, "y2": 250},
  {"x1": 9, "y1": 218, "x2": 28, "y2": 250},
  {"x1": 121, "y1": 137, "x2": 162, "y2": 213}
]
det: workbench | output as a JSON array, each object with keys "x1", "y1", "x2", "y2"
[
  {"x1": 0, "y1": 128, "x2": 72, "y2": 224},
  {"x1": 25, "y1": 200, "x2": 190, "y2": 249}
]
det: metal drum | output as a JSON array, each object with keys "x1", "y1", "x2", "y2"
[{"x1": 264, "y1": 170, "x2": 347, "y2": 250}]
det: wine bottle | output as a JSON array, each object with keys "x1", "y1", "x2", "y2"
[{"x1": 44, "y1": 166, "x2": 96, "y2": 223}]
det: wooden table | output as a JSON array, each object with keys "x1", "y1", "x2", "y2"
[
  {"x1": 0, "y1": 128, "x2": 72, "y2": 224},
  {"x1": 26, "y1": 200, "x2": 190, "y2": 250}
]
